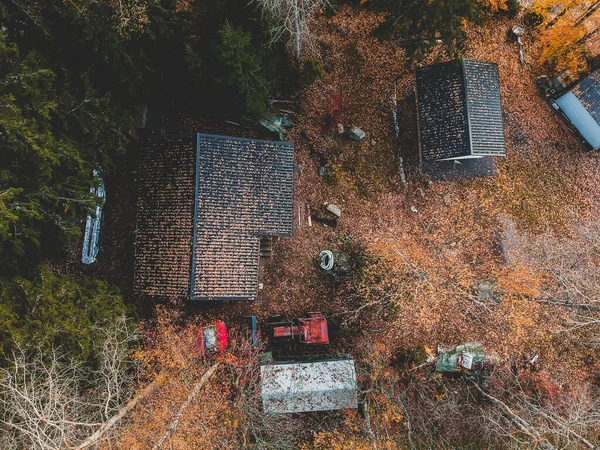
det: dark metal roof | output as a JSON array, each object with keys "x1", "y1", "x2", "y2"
[
  {"x1": 463, "y1": 59, "x2": 506, "y2": 157},
  {"x1": 571, "y1": 69, "x2": 600, "y2": 125},
  {"x1": 416, "y1": 59, "x2": 506, "y2": 161},
  {"x1": 417, "y1": 61, "x2": 470, "y2": 160},
  {"x1": 190, "y1": 134, "x2": 294, "y2": 300},
  {"x1": 133, "y1": 133, "x2": 294, "y2": 301}
]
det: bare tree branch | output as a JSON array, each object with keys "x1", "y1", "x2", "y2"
[{"x1": 152, "y1": 362, "x2": 220, "y2": 449}]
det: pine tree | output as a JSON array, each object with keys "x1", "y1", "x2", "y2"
[{"x1": 216, "y1": 22, "x2": 270, "y2": 117}]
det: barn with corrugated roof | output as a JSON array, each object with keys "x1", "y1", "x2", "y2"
[
  {"x1": 260, "y1": 359, "x2": 358, "y2": 414},
  {"x1": 133, "y1": 133, "x2": 294, "y2": 300},
  {"x1": 416, "y1": 59, "x2": 506, "y2": 163}
]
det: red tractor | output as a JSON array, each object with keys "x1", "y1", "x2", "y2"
[
  {"x1": 197, "y1": 320, "x2": 229, "y2": 355},
  {"x1": 269, "y1": 313, "x2": 329, "y2": 345}
]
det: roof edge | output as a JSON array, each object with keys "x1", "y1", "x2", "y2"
[
  {"x1": 198, "y1": 132, "x2": 294, "y2": 147},
  {"x1": 190, "y1": 295, "x2": 257, "y2": 301},
  {"x1": 189, "y1": 133, "x2": 202, "y2": 299},
  {"x1": 460, "y1": 58, "x2": 475, "y2": 157}
]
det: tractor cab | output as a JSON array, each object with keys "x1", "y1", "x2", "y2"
[
  {"x1": 270, "y1": 313, "x2": 329, "y2": 345},
  {"x1": 298, "y1": 313, "x2": 329, "y2": 344}
]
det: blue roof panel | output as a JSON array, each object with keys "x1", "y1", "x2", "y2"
[{"x1": 555, "y1": 91, "x2": 600, "y2": 150}]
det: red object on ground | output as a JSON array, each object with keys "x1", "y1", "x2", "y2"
[
  {"x1": 271, "y1": 313, "x2": 329, "y2": 344},
  {"x1": 273, "y1": 324, "x2": 299, "y2": 338},
  {"x1": 214, "y1": 320, "x2": 229, "y2": 352},
  {"x1": 197, "y1": 320, "x2": 229, "y2": 355}
]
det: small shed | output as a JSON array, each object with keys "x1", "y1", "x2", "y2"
[
  {"x1": 553, "y1": 69, "x2": 600, "y2": 150},
  {"x1": 260, "y1": 359, "x2": 358, "y2": 414},
  {"x1": 416, "y1": 59, "x2": 506, "y2": 162}
]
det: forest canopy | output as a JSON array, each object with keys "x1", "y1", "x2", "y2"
[{"x1": 2, "y1": 0, "x2": 600, "y2": 449}]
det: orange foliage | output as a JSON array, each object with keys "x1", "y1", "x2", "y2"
[
  {"x1": 496, "y1": 263, "x2": 544, "y2": 298},
  {"x1": 532, "y1": 0, "x2": 600, "y2": 75},
  {"x1": 482, "y1": 0, "x2": 508, "y2": 12},
  {"x1": 293, "y1": 6, "x2": 406, "y2": 197},
  {"x1": 133, "y1": 304, "x2": 203, "y2": 376},
  {"x1": 539, "y1": 20, "x2": 588, "y2": 76},
  {"x1": 301, "y1": 409, "x2": 402, "y2": 450}
]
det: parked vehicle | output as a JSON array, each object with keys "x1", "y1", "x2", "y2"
[
  {"x1": 197, "y1": 320, "x2": 228, "y2": 354},
  {"x1": 268, "y1": 313, "x2": 329, "y2": 345}
]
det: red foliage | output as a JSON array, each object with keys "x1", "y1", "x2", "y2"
[{"x1": 329, "y1": 91, "x2": 348, "y2": 123}]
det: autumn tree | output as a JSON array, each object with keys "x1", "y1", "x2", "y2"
[
  {"x1": 531, "y1": 0, "x2": 600, "y2": 75},
  {"x1": 114, "y1": 305, "x2": 301, "y2": 449},
  {"x1": 472, "y1": 366, "x2": 600, "y2": 449},
  {"x1": 510, "y1": 221, "x2": 600, "y2": 347}
]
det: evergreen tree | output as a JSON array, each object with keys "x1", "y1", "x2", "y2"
[
  {"x1": 217, "y1": 22, "x2": 271, "y2": 117},
  {"x1": 0, "y1": 265, "x2": 129, "y2": 360},
  {"x1": 373, "y1": 0, "x2": 488, "y2": 58},
  {"x1": 0, "y1": 32, "x2": 131, "y2": 276}
]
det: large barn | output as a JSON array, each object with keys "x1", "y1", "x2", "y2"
[
  {"x1": 416, "y1": 59, "x2": 506, "y2": 168},
  {"x1": 134, "y1": 133, "x2": 294, "y2": 300}
]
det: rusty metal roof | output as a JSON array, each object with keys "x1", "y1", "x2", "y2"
[
  {"x1": 134, "y1": 135, "x2": 197, "y2": 298},
  {"x1": 133, "y1": 133, "x2": 294, "y2": 300}
]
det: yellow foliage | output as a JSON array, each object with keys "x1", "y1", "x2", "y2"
[
  {"x1": 529, "y1": 0, "x2": 573, "y2": 23},
  {"x1": 305, "y1": 431, "x2": 374, "y2": 450},
  {"x1": 482, "y1": 0, "x2": 508, "y2": 12},
  {"x1": 539, "y1": 20, "x2": 588, "y2": 76},
  {"x1": 497, "y1": 263, "x2": 544, "y2": 298},
  {"x1": 304, "y1": 430, "x2": 401, "y2": 450},
  {"x1": 530, "y1": 0, "x2": 600, "y2": 76}
]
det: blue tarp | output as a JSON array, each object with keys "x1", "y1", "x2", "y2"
[
  {"x1": 555, "y1": 91, "x2": 600, "y2": 150},
  {"x1": 82, "y1": 171, "x2": 105, "y2": 264}
]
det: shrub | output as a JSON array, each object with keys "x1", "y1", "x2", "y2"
[
  {"x1": 0, "y1": 266, "x2": 130, "y2": 360},
  {"x1": 393, "y1": 346, "x2": 429, "y2": 366},
  {"x1": 505, "y1": 0, "x2": 522, "y2": 17},
  {"x1": 301, "y1": 57, "x2": 325, "y2": 86}
]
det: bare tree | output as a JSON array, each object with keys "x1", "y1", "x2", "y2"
[
  {"x1": 0, "y1": 315, "x2": 138, "y2": 450},
  {"x1": 224, "y1": 334, "x2": 302, "y2": 450},
  {"x1": 94, "y1": 315, "x2": 140, "y2": 418},
  {"x1": 516, "y1": 221, "x2": 600, "y2": 346},
  {"x1": 473, "y1": 370, "x2": 600, "y2": 450},
  {"x1": 253, "y1": 0, "x2": 330, "y2": 61}
]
